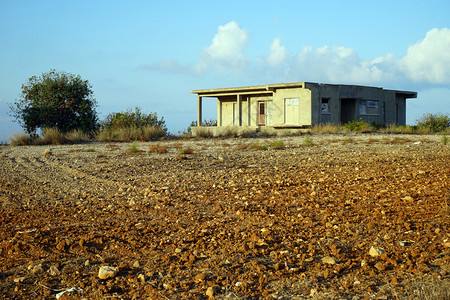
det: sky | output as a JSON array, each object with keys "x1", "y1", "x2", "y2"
[{"x1": 1, "y1": 0, "x2": 450, "y2": 142}]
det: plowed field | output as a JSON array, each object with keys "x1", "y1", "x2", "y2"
[{"x1": 0, "y1": 134, "x2": 449, "y2": 299}]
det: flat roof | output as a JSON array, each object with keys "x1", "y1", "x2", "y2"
[
  {"x1": 191, "y1": 82, "x2": 417, "y2": 98},
  {"x1": 191, "y1": 82, "x2": 304, "y2": 96}
]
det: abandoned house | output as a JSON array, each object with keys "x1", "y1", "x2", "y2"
[{"x1": 191, "y1": 82, "x2": 417, "y2": 135}]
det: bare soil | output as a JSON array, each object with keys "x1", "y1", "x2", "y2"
[{"x1": 0, "y1": 134, "x2": 449, "y2": 299}]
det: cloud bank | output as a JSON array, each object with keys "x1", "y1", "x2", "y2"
[{"x1": 143, "y1": 22, "x2": 450, "y2": 86}]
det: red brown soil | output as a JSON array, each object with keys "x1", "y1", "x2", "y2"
[{"x1": 0, "y1": 135, "x2": 449, "y2": 299}]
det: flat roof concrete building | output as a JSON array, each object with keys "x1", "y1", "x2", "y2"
[{"x1": 191, "y1": 82, "x2": 417, "y2": 136}]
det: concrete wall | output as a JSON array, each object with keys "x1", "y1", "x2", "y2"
[{"x1": 214, "y1": 83, "x2": 410, "y2": 128}]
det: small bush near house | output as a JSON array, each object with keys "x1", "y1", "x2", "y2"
[
  {"x1": 98, "y1": 107, "x2": 167, "y2": 142},
  {"x1": 416, "y1": 113, "x2": 450, "y2": 132},
  {"x1": 344, "y1": 119, "x2": 373, "y2": 132}
]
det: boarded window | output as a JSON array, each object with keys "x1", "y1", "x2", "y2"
[{"x1": 285, "y1": 98, "x2": 299, "y2": 125}]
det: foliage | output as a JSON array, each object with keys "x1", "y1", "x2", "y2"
[
  {"x1": 9, "y1": 69, "x2": 98, "y2": 135},
  {"x1": 9, "y1": 128, "x2": 92, "y2": 146},
  {"x1": 442, "y1": 135, "x2": 448, "y2": 145},
  {"x1": 186, "y1": 119, "x2": 217, "y2": 134},
  {"x1": 271, "y1": 140, "x2": 285, "y2": 149},
  {"x1": 98, "y1": 107, "x2": 167, "y2": 141},
  {"x1": 344, "y1": 119, "x2": 373, "y2": 132},
  {"x1": 303, "y1": 135, "x2": 313, "y2": 146},
  {"x1": 100, "y1": 107, "x2": 166, "y2": 131},
  {"x1": 416, "y1": 113, "x2": 450, "y2": 132},
  {"x1": 128, "y1": 141, "x2": 140, "y2": 154}
]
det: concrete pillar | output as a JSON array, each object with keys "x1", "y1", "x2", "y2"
[
  {"x1": 197, "y1": 96, "x2": 202, "y2": 126},
  {"x1": 237, "y1": 94, "x2": 242, "y2": 126}
]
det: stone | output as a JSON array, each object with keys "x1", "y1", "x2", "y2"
[
  {"x1": 31, "y1": 264, "x2": 44, "y2": 274},
  {"x1": 195, "y1": 273, "x2": 206, "y2": 282},
  {"x1": 98, "y1": 266, "x2": 117, "y2": 280},
  {"x1": 133, "y1": 260, "x2": 140, "y2": 268},
  {"x1": 321, "y1": 256, "x2": 337, "y2": 265},
  {"x1": 369, "y1": 246, "x2": 386, "y2": 257},
  {"x1": 56, "y1": 240, "x2": 66, "y2": 251},
  {"x1": 206, "y1": 286, "x2": 215, "y2": 299},
  {"x1": 48, "y1": 265, "x2": 60, "y2": 276},
  {"x1": 375, "y1": 261, "x2": 385, "y2": 271}
]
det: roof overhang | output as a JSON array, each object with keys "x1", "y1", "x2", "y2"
[
  {"x1": 388, "y1": 90, "x2": 418, "y2": 99},
  {"x1": 191, "y1": 82, "x2": 304, "y2": 97}
]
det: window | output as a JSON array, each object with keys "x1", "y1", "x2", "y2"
[
  {"x1": 321, "y1": 98, "x2": 330, "y2": 113},
  {"x1": 360, "y1": 100, "x2": 379, "y2": 115},
  {"x1": 367, "y1": 100, "x2": 378, "y2": 108}
]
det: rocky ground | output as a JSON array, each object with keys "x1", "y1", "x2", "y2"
[{"x1": 0, "y1": 134, "x2": 449, "y2": 299}]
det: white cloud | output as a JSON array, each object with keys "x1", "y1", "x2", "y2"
[
  {"x1": 400, "y1": 27, "x2": 450, "y2": 84},
  {"x1": 197, "y1": 21, "x2": 249, "y2": 73},
  {"x1": 143, "y1": 23, "x2": 450, "y2": 88},
  {"x1": 267, "y1": 37, "x2": 288, "y2": 66},
  {"x1": 290, "y1": 45, "x2": 395, "y2": 84}
]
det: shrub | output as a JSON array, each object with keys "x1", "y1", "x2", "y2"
[
  {"x1": 416, "y1": 113, "x2": 450, "y2": 132},
  {"x1": 303, "y1": 135, "x2": 313, "y2": 146},
  {"x1": 179, "y1": 147, "x2": 194, "y2": 155},
  {"x1": 128, "y1": 141, "x2": 140, "y2": 154},
  {"x1": 40, "y1": 128, "x2": 68, "y2": 145},
  {"x1": 149, "y1": 143, "x2": 168, "y2": 154},
  {"x1": 271, "y1": 140, "x2": 285, "y2": 149},
  {"x1": 344, "y1": 119, "x2": 373, "y2": 132},
  {"x1": 98, "y1": 107, "x2": 167, "y2": 141},
  {"x1": 9, "y1": 132, "x2": 35, "y2": 146}
]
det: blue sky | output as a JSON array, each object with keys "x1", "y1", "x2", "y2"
[{"x1": 1, "y1": 0, "x2": 450, "y2": 141}]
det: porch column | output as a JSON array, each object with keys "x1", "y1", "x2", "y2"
[
  {"x1": 197, "y1": 96, "x2": 202, "y2": 126},
  {"x1": 237, "y1": 94, "x2": 242, "y2": 126}
]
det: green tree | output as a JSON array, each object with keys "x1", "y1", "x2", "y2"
[{"x1": 9, "y1": 70, "x2": 98, "y2": 134}]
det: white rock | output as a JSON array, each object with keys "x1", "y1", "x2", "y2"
[
  {"x1": 369, "y1": 246, "x2": 386, "y2": 257},
  {"x1": 98, "y1": 266, "x2": 117, "y2": 279},
  {"x1": 321, "y1": 256, "x2": 337, "y2": 265},
  {"x1": 48, "y1": 265, "x2": 61, "y2": 276}
]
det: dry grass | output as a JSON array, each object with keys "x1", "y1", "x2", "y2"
[
  {"x1": 271, "y1": 140, "x2": 285, "y2": 149},
  {"x1": 310, "y1": 123, "x2": 343, "y2": 134},
  {"x1": 107, "y1": 144, "x2": 120, "y2": 151},
  {"x1": 384, "y1": 137, "x2": 412, "y2": 144},
  {"x1": 342, "y1": 137, "x2": 354, "y2": 145},
  {"x1": 96, "y1": 126, "x2": 165, "y2": 142},
  {"x1": 9, "y1": 132, "x2": 35, "y2": 146},
  {"x1": 149, "y1": 143, "x2": 168, "y2": 154},
  {"x1": 179, "y1": 147, "x2": 194, "y2": 155},
  {"x1": 234, "y1": 143, "x2": 248, "y2": 151}
]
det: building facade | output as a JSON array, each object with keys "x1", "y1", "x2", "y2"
[{"x1": 191, "y1": 82, "x2": 417, "y2": 134}]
